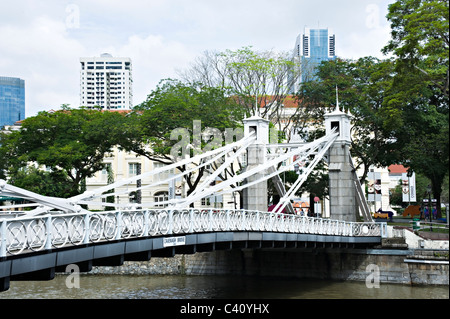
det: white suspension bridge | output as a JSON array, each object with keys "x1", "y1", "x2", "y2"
[{"x1": 0, "y1": 105, "x2": 386, "y2": 292}]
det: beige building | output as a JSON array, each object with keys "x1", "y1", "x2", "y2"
[{"x1": 85, "y1": 146, "x2": 239, "y2": 211}]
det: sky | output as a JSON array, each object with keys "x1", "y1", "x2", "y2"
[{"x1": 0, "y1": 0, "x2": 395, "y2": 117}]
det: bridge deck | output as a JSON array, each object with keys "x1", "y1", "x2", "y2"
[
  {"x1": 0, "y1": 230, "x2": 382, "y2": 291},
  {"x1": 0, "y1": 209, "x2": 385, "y2": 292}
]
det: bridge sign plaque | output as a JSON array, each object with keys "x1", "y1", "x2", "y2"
[{"x1": 163, "y1": 236, "x2": 186, "y2": 247}]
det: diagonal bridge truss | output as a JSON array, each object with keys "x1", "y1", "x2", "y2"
[
  {"x1": 0, "y1": 128, "x2": 339, "y2": 216},
  {"x1": 0, "y1": 125, "x2": 387, "y2": 258}
]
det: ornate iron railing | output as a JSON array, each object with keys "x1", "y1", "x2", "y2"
[{"x1": 0, "y1": 209, "x2": 386, "y2": 257}]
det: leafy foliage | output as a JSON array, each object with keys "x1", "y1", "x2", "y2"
[
  {"x1": 122, "y1": 79, "x2": 245, "y2": 198},
  {"x1": 0, "y1": 107, "x2": 128, "y2": 197},
  {"x1": 297, "y1": 57, "x2": 399, "y2": 182},
  {"x1": 382, "y1": 0, "x2": 449, "y2": 214}
]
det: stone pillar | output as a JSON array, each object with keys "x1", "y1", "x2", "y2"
[
  {"x1": 324, "y1": 105, "x2": 357, "y2": 222},
  {"x1": 242, "y1": 116, "x2": 269, "y2": 212}
]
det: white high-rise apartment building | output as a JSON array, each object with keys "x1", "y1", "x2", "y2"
[{"x1": 80, "y1": 53, "x2": 133, "y2": 109}]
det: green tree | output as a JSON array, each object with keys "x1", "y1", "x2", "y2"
[
  {"x1": 0, "y1": 128, "x2": 21, "y2": 180},
  {"x1": 382, "y1": 0, "x2": 449, "y2": 215},
  {"x1": 0, "y1": 106, "x2": 128, "y2": 197},
  {"x1": 297, "y1": 57, "x2": 398, "y2": 183},
  {"x1": 382, "y1": 0, "x2": 449, "y2": 98},
  {"x1": 179, "y1": 46, "x2": 304, "y2": 136},
  {"x1": 6, "y1": 166, "x2": 70, "y2": 198},
  {"x1": 122, "y1": 79, "x2": 245, "y2": 200}
]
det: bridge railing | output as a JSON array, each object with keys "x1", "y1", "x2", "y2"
[{"x1": 0, "y1": 209, "x2": 386, "y2": 257}]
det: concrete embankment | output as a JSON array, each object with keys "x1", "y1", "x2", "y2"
[
  {"x1": 83, "y1": 227, "x2": 448, "y2": 286},
  {"x1": 86, "y1": 247, "x2": 448, "y2": 286}
]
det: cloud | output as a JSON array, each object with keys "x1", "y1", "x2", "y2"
[
  {"x1": 340, "y1": 24, "x2": 392, "y2": 60},
  {"x1": 0, "y1": 12, "x2": 195, "y2": 113},
  {"x1": 0, "y1": 14, "x2": 87, "y2": 116},
  {"x1": 336, "y1": 2, "x2": 393, "y2": 60},
  {"x1": 1, "y1": 0, "x2": 396, "y2": 117},
  {"x1": 114, "y1": 34, "x2": 197, "y2": 105},
  {"x1": 0, "y1": 2, "x2": 199, "y2": 115}
]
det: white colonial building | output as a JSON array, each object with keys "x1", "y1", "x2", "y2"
[{"x1": 84, "y1": 146, "x2": 240, "y2": 211}]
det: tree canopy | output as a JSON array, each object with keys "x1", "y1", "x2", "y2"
[
  {"x1": 0, "y1": 107, "x2": 128, "y2": 197},
  {"x1": 382, "y1": 0, "x2": 449, "y2": 212},
  {"x1": 178, "y1": 46, "x2": 304, "y2": 135},
  {"x1": 382, "y1": 0, "x2": 449, "y2": 99},
  {"x1": 121, "y1": 79, "x2": 246, "y2": 198},
  {"x1": 297, "y1": 57, "x2": 399, "y2": 183}
]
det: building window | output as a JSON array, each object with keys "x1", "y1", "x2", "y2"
[
  {"x1": 101, "y1": 163, "x2": 113, "y2": 181},
  {"x1": 154, "y1": 191, "x2": 168, "y2": 208},
  {"x1": 129, "y1": 163, "x2": 140, "y2": 177},
  {"x1": 329, "y1": 35, "x2": 336, "y2": 57},
  {"x1": 201, "y1": 197, "x2": 211, "y2": 206},
  {"x1": 303, "y1": 35, "x2": 309, "y2": 56}
]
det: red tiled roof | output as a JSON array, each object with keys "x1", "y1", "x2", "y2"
[
  {"x1": 388, "y1": 164, "x2": 408, "y2": 174},
  {"x1": 258, "y1": 95, "x2": 300, "y2": 108},
  {"x1": 106, "y1": 109, "x2": 132, "y2": 114}
]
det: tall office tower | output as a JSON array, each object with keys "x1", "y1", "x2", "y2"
[
  {"x1": 289, "y1": 27, "x2": 336, "y2": 93},
  {"x1": 80, "y1": 53, "x2": 133, "y2": 110},
  {"x1": 0, "y1": 76, "x2": 25, "y2": 128}
]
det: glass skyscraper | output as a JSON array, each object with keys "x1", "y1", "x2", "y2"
[
  {"x1": 289, "y1": 27, "x2": 336, "y2": 93},
  {"x1": 0, "y1": 76, "x2": 25, "y2": 128}
]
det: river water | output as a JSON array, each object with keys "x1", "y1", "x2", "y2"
[{"x1": 0, "y1": 274, "x2": 448, "y2": 299}]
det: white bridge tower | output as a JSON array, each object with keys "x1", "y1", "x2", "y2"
[
  {"x1": 324, "y1": 97, "x2": 358, "y2": 222},
  {"x1": 242, "y1": 116, "x2": 270, "y2": 212}
]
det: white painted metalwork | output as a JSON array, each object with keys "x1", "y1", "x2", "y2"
[
  {"x1": 0, "y1": 132, "x2": 257, "y2": 215},
  {"x1": 0, "y1": 208, "x2": 386, "y2": 257},
  {"x1": 0, "y1": 123, "x2": 338, "y2": 214},
  {"x1": 270, "y1": 130, "x2": 338, "y2": 214},
  {"x1": 171, "y1": 129, "x2": 339, "y2": 210},
  {"x1": 0, "y1": 112, "x2": 382, "y2": 260}
]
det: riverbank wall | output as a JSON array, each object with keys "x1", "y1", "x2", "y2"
[{"x1": 87, "y1": 247, "x2": 449, "y2": 286}]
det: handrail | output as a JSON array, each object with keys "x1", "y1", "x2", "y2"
[
  {"x1": 0, "y1": 208, "x2": 384, "y2": 258},
  {"x1": 410, "y1": 220, "x2": 449, "y2": 231}
]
